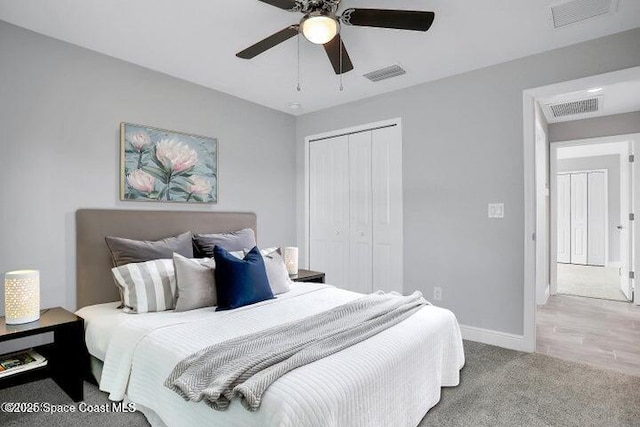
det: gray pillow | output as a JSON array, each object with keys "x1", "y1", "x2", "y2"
[
  {"x1": 193, "y1": 228, "x2": 256, "y2": 257},
  {"x1": 106, "y1": 231, "x2": 193, "y2": 267},
  {"x1": 244, "y1": 247, "x2": 292, "y2": 295},
  {"x1": 173, "y1": 253, "x2": 217, "y2": 312}
]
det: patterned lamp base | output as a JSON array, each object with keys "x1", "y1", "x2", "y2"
[{"x1": 4, "y1": 270, "x2": 40, "y2": 325}]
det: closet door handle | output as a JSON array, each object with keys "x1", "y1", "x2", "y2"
[
  {"x1": 360, "y1": 231, "x2": 365, "y2": 237},
  {"x1": 617, "y1": 225, "x2": 623, "y2": 230}
]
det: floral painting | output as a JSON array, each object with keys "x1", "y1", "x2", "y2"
[{"x1": 120, "y1": 123, "x2": 217, "y2": 203}]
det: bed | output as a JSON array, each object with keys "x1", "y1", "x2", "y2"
[{"x1": 75, "y1": 209, "x2": 465, "y2": 427}]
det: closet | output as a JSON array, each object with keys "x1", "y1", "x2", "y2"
[
  {"x1": 308, "y1": 124, "x2": 402, "y2": 294},
  {"x1": 557, "y1": 171, "x2": 607, "y2": 266}
]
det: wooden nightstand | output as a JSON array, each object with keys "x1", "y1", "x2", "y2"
[
  {"x1": 0, "y1": 307, "x2": 86, "y2": 401},
  {"x1": 291, "y1": 269, "x2": 325, "y2": 283}
]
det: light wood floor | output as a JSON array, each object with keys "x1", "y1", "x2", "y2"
[
  {"x1": 537, "y1": 294, "x2": 640, "y2": 377},
  {"x1": 557, "y1": 263, "x2": 627, "y2": 301}
]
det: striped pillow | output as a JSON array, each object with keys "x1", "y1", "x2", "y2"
[{"x1": 111, "y1": 259, "x2": 176, "y2": 313}]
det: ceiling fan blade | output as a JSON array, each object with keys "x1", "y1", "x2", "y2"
[
  {"x1": 323, "y1": 34, "x2": 354, "y2": 75},
  {"x1": 257, "y1": 0, "x2": 299, "y2": 11},
  {"x1": 236, "y1": 26, "x2": 299, "y2": 59},
  {"x1": 341, "y1": 8, "x2": 435, "y2": 32}
]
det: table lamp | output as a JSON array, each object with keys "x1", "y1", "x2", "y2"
[
  {"x1": 283, "y1": 247, "x2": 299, "y2": 276},
  {"x1": 4, "y1": 270, "x2": 40, "y2": 324}
]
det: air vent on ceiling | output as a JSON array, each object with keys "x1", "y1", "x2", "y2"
[
  {"x1": 363, "y1": 65, "x2": 406, "y2": 82},
  {"x1": 546, "y1": 96, "x2": 601, "y2": 118},
  {"x1": 550, "y1": 0, "x2": 618, "y2": 28}
]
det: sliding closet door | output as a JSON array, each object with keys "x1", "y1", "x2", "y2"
[
  {"x1": 309, "y1": 136, "x2": 350, "y2": 286},
  {"x1": 348, "y1": 132, "x2": 374, "y2": 294},
  {"x1": 557, "y1": 174, "x2": 571, "y2": 264},
  {"x1": 308, "y1": 122, "x2": 403, "y2": 294},
  {"x1": 372, "y1": 126, "x2": 403, "y2": 293},
  {"x1": 570, "y1": 173, "x2": 588, "y2": 265},
  {"x1": 587, "y1": 172, "x2": 606, "y2": 266}
]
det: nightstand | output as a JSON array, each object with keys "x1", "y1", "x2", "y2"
[
  {"x1": 0, "y1": 307, "x2": 86, "y2": 401},
  {"x1": 291, "y1": 269, "x2": 325, "y2": 283}
]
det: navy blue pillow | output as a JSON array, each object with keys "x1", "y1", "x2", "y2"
[{"x1": 213, "y1": 246, "x2": 274, "y2": 311}]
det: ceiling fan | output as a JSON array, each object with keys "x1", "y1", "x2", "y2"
[{"x1": 236, "y1": 0, "x2": 435, "y2": 75}]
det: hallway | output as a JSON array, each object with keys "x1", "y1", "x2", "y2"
[
  {"x1": 537, "y1": 294, "x2": 640, "y2": 376},
  {"x1": 557, "y1": 263, "x2": 627, "y2": 301}
]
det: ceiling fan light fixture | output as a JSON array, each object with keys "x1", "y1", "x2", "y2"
[{"x1": 300, "y1": 12, "x2": 339, "y2": 45}]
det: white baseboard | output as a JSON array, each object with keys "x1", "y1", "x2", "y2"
[
  {"x1": 536, "y1": 284, "x2": 550, "y2": 306},
  {"x1": 460, "y1": 324, "x2": 528, "y2": 352}
]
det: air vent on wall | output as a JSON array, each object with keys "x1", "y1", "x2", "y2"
[
  {"x1": 363, "y1": 65, "x2": 406, "y2": 82},
  {"x1": 546, "y1": 96, "x2": 602, "y2": 118},
  {"x1": 550, "y1": 0, "x2": 618, "y2": 28}
]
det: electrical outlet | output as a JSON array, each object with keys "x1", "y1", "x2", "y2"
[{"x1": 433, "y1": 286, "x2": 442, "y2": 301}]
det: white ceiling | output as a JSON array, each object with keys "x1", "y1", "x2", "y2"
[
  {"x1": 0, "y1": 0, "x2": 639, "y2": 115},
  {"x1": 539, "y1": 79, "x2": 640, "y2": 123}
]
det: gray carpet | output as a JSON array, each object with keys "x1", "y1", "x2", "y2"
[
  {"x1": 421, "y1": 341, "x2": 640, "y2": 427},
  {"x1": 1, "y1": 341, "x2": 638, "y2": 427}
]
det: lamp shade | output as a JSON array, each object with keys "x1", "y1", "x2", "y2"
[
  {"x1": 301, "y1": 13, "x2": 339, "y2": 45},
  {"x1": 4, "y1": 270, "x2": 40, "y2": 325},
  {"x1": 283, "y1": 247, "x2": 299, "y2": 275}
]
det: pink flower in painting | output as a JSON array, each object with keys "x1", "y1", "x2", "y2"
[
  {"x1": 128, "y1": 131, "x2": 151, "y2": 151},
  {"x1": 127, "y1": 169, "x2": 156, "y2": 193},
  {"x1": 155, "y1": 139, "x2": 198, "y2": 173},
  {"x1": 188, "y1": 176, "x2": 211, "y2": 195}
]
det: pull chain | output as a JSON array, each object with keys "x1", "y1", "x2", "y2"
[
  {"x1": 339, "y1": 35, "x2": 344, "y2": 91},
  {"x1": 297, "y1": 33, "x2": 301, "y2": 92}
]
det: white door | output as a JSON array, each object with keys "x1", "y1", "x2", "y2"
[
  {"x1": 372, "y1": 126, "x2": 403, "y2": 293},
  {"x1": 348, "y1": 132, "x2": 373, "y2": 294},
  {"x1": 570, "y1": 173, "x2": 588, "y2": 265},
  {"x1": 557, "y1": 174, "x2": 571, "y2": 263},
  {"x1": 587, "y1": 172, "x2": 607, "y2": 266},
  {"x1": 309, "y1": 136, "x2": 350, "y2": 286},
  {"x1": 535, "y1": 122, "x2": 550, "y2": 303},
  {"x1": 308, "y1": 121, "x2": 403, "y2": 294},
  {"x1": 620, "y1": 146, "x2": 633, "y2": 300}
]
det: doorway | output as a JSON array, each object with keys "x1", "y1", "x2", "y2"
[
  {"x1": 551, "y1": 140, "x2": 632, "y2": 302},
  {"x1": 523, "y1": 66, "x2": 640, "y2": 354},
  {"x1": 540, "y1": 135, "x2": 640, "y2": 376}
]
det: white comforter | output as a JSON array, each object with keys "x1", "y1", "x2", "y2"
[{"x1": 79, "y1": 283, "x2": 464, "y2": 427}]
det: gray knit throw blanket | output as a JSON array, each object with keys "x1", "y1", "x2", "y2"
[{"x1": 165, "y1": 291, "x2": 428, "y2": 411}]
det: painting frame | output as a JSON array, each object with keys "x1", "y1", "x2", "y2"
[{"x1": 120, "y1": 123, "x2": 218, "y2": 204}]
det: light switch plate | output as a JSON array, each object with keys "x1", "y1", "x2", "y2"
[{"x1": 488, "y1": 203, "x2": 504, "y2": 218}]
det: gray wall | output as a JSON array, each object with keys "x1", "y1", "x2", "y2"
[
  {"x1": 549, "y1": 111, "x2": 640, "y2": 142},
  {"x1": 557, "y1": 155, "x2": 621, "y2": 263},
  {"x1": 296, "y1": 28, "x2": 640, "y2": 335},
  {"x1": 0, "y1": 21, "x2": 297, "y2": 316}
]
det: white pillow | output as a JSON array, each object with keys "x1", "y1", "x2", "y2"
[
  {"x1": 244, "y1": 247, "x2": 292, "y2": 295},
  {"x1": 111, "y1": 259, "x2": 176, "y2": 313}
]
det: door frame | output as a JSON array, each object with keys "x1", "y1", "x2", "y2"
[
  {"x1": 551, "y1": 139, "x2": 633, "y2": 294},
  {"x1": 303, "y1": 117, "x2": 403, "y2": 269},
  {"x1": 523, "y1": 66, "x2": 640, "y2": 352}
]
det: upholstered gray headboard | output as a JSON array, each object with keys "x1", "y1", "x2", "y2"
[{"x1": 76, "y1": 209, "x2": 257, "y2": 309}]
